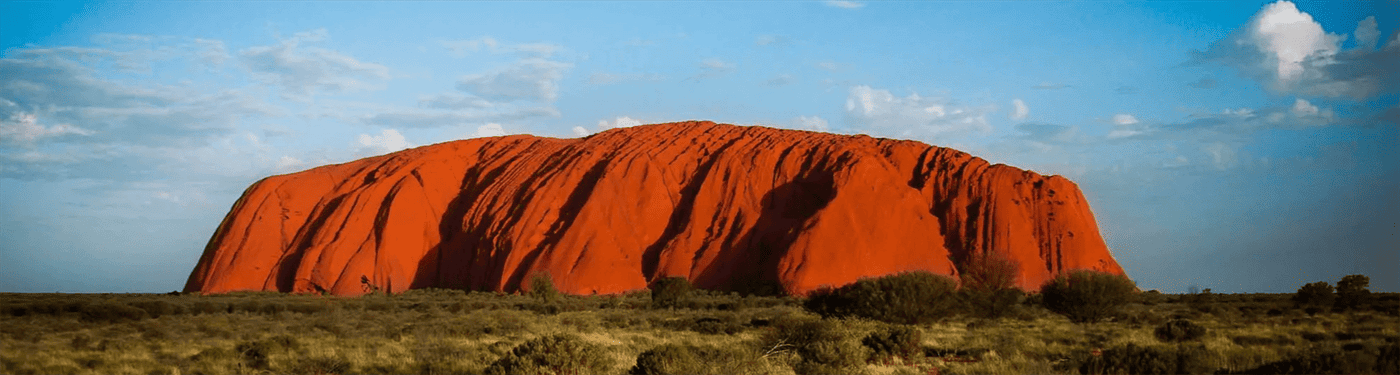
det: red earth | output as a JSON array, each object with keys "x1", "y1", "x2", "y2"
[{"x1": 184, "y1": 121, "x2": 1125, "y2": 296}]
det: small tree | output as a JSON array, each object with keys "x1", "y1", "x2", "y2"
[
  {"x1": 959, "y1": 251, "x2": 1025, "y2": 318},
  {"x1": 1335, "y1": 274, "x2": 1373, "y2": 311},
  {"x1": 649, "y1": 277, "x2": 693, "y2": 309},
  {"x1": 527, "y1": 272, "x2": 561, "y2": 303},
  {"x1": 1293, "y1": 281, "x2": 1334, "y2": 310},
  {"x1": 1039, "y1": 270, "x2": 1137, "y2": 323}
]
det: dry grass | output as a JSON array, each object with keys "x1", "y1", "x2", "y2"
[{"x1": 1, "y1": 291, "x2": 1396, "y2": 374}]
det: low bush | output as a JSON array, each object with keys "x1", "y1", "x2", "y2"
[
  {"x1": 650, "y1": 277, "x2": 693, "y2": 309},
  {"x1": 1154, "y1": 319, "x2": 1207, "y2": 342},
  {"x1": 1336, "y1": 274, "x2": 1374, "y2": 311},
  {"x1": 1240, "y1": 343, "x2": 1400, "y2": 374},
  {"x1": 484, "y1": 334, "x2": 613, "y2": 375},
  {"x1": 1039, "y1": 270, "x2": 1137, "y2": 323},
  {"x1": 289, "y1": 355, "x2": 351, "y2": 375},
  {"x1": 861, "y1": 325, "x2": 922, "y2": 361},
  {"x1": 527, "y1": 273, "x2": 561, "y2": 303},
  {"x1": 1293, "y1": 281, "x2": 1335, "y2": 309},
  {"x1": 763, "y1": 317, "x2": 868, "y2": 374},
  {"x1": 803, "y1": 271, "x2": 959, "y2": 324},
  {"x1": 1068, "y1": 343, "x2": 1213, "y2": 375},
  {"x1": 630, "y1": 344, "x2": 758, "y2": 375}
]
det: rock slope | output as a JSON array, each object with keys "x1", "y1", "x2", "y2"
[{"x1": 184, "y1": 121, "x2": 1125, "y2": 296}]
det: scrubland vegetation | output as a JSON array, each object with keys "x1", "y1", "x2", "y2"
[{"x1": 2, "y1": 272, "x2": 1397, "y2": 375}]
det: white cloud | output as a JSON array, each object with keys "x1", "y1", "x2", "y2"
[
  {"x1": 598, "y1": 116, "x2": 644, "y2": 131},
  {"x1": 815, "y1": 61, "x2": 840, "y2": 71},
  {"x1": 1291, "y1": 98, "x2": 1320, "y2": 116},
  {"x1": 1010, "y1": 99, "x2": 1029, "y2": 120},
  {"x1": 572, "y1": 126, "x2": 591, "y2": 137},
  {"x1": 793, "y1": 115, "x2": 830, "y2": 132},
  {"x1": 1112, "y1": 114, "x2": 1139, "y2": 125},
  {"x1": 0, "y1": 111, "x2": 94, "y2": 145},
  {"x1": 274, "y1": 156, "x2": 305, "y2": 173},
  {"x1": 456, "y1": 58, "x2": 572, "y2": 102},
  {"x1": 1193, "y1": 1, "x2": 1396, "y2": 99},
  {"x1": 419, "y1": 92, "x2": 494, "y2": 110},
  {"x1": 469, "y1": 123, "x2": 507, "y2": 138},
  {"x1": 362, "y1": 105, "x2": 560, "y2": 128},
  {"x1": 356, "y1": 128, "x2": 412, "y2": 155},
  {"x1": 843, "y1": 85, "x2": 992, "y2": 138},
  {"x1": 1203, "y1": 142, "x2": 1239, "y2": 170},
  {"x1": 240, "y1": 28, "x2": 391, "y2": 100},
  {"x1": 1355, "y1": 16, "x2": 1380, "y2": 50},
  {"x1": 824, "y1": 0, "x2": 864, "y2": 9}
]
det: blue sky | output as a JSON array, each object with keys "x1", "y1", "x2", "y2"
[{"x1": 1, "y1": 0, "x2": 1395, "y2": 294}]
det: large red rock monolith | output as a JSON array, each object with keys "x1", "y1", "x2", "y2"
[{"x1": 184, "y1": 121, "x2": 1125, "y2": 296}]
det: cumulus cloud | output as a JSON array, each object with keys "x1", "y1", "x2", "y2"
[
  {"x1": 572, "y1": 126, "x2": 591, "y2": 137},
  {"x1": 274, "y1": 155, "x2": 305, "y2": 173},
  {"x1": 468, "y1": 123, "x2": 507, "y2": 138},
  {"x1": 1112, "y1": 114, "x2": 1140, "y2": 125},
  {"x1": 1191, "y1": 1, "x2": 1397, "y2": 99},
  {"x1": 456, "y1": 58, "x2": 572, "y2": 102},
  {"x1": 793, "y1": 115, "x2": 830, "y2": 132},
  {"x1": 240, "y1": 28, "x2": 391, "y2": 100},
  {"x1": 598, "y1": 116, "x2": 644, "y2": 131},
  {"x1": 824, "y1": 0, "x2": 864, "y2": 9},
  {"x1": 356, "y1": 128, "x2": 412, "y2": 155},
  {"x1": 844, "y1": 85, "x2": 992, "y2": 138},
  {"x1": 1110, "y1": 100, "x2": 1336, "y2": 141},
  {"x1": 1107, "y1": 114, "x2": 1146, "y2": 139},
  {"x1": 1010, "y1": 99, "x2": 1029, "y2": 120},
  {"x1": 1355, "y1": 16, "x2": 1380, "y2": 50}
]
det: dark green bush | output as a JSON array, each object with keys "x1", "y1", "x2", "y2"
[
  {"x1": 629, "y1": 344, "x2": 755, "y2": 375},
  {"x1": 803, "y1": 271, "x2": 959, "y2": 324},
  {"x1": 763, "y1": 317, "x2": 868, "y2": 374},
  {"x1": 1232, "y1": 335, "x2": 1292, "y2": 346},
  {"x1": 527, "y1": 273, "x2": 561, "y2": 303},
  {"x1": 1336, "y1": 274, "x2": 1373, "y2": 311},
  {"x1": 1293, "y1": 281, "x2": 1335, "y2": 309},
  {"x1": 861, "y1": 325, "x2": 922, "y2": 361},
  {"x1": 1240, "y1": 343, "x2": 1399, "y2": 374},
  {"x1": 1070, "y1": 343, "x2": 1213, "y2": 375},
  {"x1": 483, "y1": 334, "x2": 613, "y2": 375},
  {"x1": 1039, "y1": 270, "x2": 1137, "y2": 323},
  {"x1": 80, "y1": 302, "x2": 147, "y2": 322},
  {"x1": 960, "y1": 288, "x2": 1024, "y2": 319},
  {"x1": 650, "y1": 277, "x2": 693, "y2": 309},
  {"x1": 1154, "y1": 319, "x2": 1207, "y2": 342}
]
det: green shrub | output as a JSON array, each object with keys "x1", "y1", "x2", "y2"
[
  {"x1": 1069, "y1": 343, "x2": 1212, "y2": 375},
  {"x1": 1293, "y1": 281, "x2": 1335, "y2": 309},
  {"x1": 803, "y1": 271, "x2": 959, "y2": 324},
  {"x1": 650, "y1": 277, "x2": 693, "y2": 309},
  {"x1": 1242, "y1": 343, "x2": 1399, "y2": 374},
  {"x1": 527, "y1": 273, "x2": 561, "y2": 303},
  {"x1": 960, "y1": 288, "x2": 1024, "y2": 319},
  {"x1": 861, "y1": 325, "x2": 922, "y2": 360},
  {"x1": 1336, "y1": 274, "x2": 1373, "y2": 311},
  {"x1": 1039, "y1": 270, "x2": 1137, "y2": 323},
  {"x1": 629, "y1": 344, "x2": 757, "y2": 375},
  {"x1": 80, "y1": 302, "x2": 148, "y2": 322},
  {"x1": 763, "y1": 317, "x2": 868, "y2": 374},
  {"x1": 483, "y1": 334, "x2": 613, "y2": 375},
  {"x1": 1154, "y1": 319, "x2": 1206, "y2": 342}
]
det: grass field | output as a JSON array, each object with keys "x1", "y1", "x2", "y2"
[{"x1": 2, "y1": 288, "x2": 1397, "y2": 374}]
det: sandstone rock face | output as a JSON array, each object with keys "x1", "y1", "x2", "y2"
[{"x1": 184, "y1": 121, "x2": 1125, "y2": 296}]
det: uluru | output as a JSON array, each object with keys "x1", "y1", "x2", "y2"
[{"x1": 183, "y1": 121, "x2": 1125, "y2": 296}]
